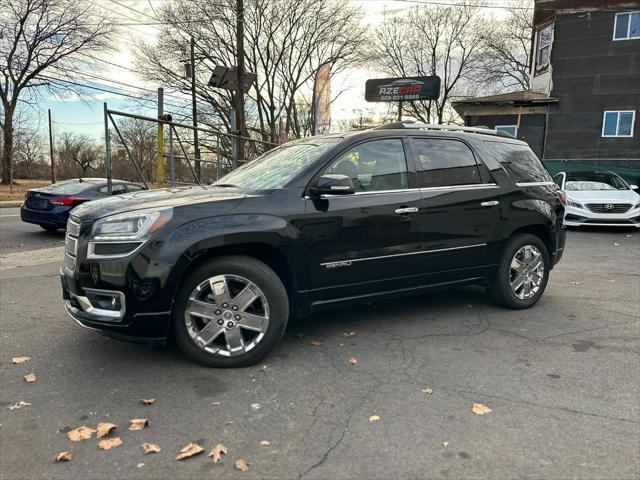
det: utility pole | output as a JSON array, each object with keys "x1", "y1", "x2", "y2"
[
  {"x1": 235, "y1": 0, "x2": 246, "y2": 165},
  {"x1": 47, "y1": 109, "x2": 55, "y2": 184},
  {"x1": 156, "y1": 88, "x2": 165, "y2": 184},
  {"x1": 190, "y1": 37, "x2": 201, "y2": 177}
]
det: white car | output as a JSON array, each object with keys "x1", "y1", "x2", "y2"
[{"x1": 554, "y1": 171, "x2": 640, "y2": 227}]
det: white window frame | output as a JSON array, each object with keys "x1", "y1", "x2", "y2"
[
  {"x1": 534, "y1": 23, "x2": 553, "y2": 74},
  {"x1": 601, "y1": 110, "x2": 636, "y2": 138},
  {"x1": 613, "y1": 11, "x2": 640, "y2": 41},
  {"x1": 495, "y1": 125, "x2": 518, "y2": 137}
]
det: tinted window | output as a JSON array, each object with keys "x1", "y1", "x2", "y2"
[
  {"x1": 324, "y1": 139, "x2": 408, "y2": 192},
  {"x1": 98, "y1": 184, "x2": 127, "y2": 195},
  {"x1": 413, "y1": 138, "x2": 481, "y2": 188},
  {"x1": 487, "y1": 141, "x2": 551, "y2": 183}
]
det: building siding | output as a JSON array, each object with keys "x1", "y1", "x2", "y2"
[
  {"x1": 466, "y1": 114, "x2": 547, "y2": 159},
  {"x1": 542, "y1": 10, "x2": 640, "y2": 163}
]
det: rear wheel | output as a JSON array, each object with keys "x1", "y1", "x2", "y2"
[
  {"x1": 489, "y1": 234, "x2": 550, "y2": 309},
  {"x1": 172, "y1": 255, "x2": 289, "y2": 368}
]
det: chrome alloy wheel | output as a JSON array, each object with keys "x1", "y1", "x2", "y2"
[
  {"x1": 509, "y1": 245, "x2": 545, "y2": 300},
  {"x1": 184, "y1": 274, "x2": 270, "y2": 357}
]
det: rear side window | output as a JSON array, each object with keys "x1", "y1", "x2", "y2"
[
  {"x1": 487, "y1": 141, "x2": 552, "y2": 183},
  {"x1": 413, "y1": 138, "x2": 481, "y2": 188}
]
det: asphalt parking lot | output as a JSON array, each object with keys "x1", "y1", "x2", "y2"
[{"x1": 1, "y1": 207, "x2": 639, "y2": 480}]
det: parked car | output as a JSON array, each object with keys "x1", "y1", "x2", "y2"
[
  {"x1": 60, "y1": 124, "x2": 566, "y2": 367},
  {"x1": 554, "y1": 171, "x2": 640, "y2": 228},
  {"x1": 21, "y1": 178, "x2": 146, "y2": 231}
]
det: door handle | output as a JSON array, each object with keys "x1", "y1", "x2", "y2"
[
  {"x1": 480, "y1": 201, "x2": 499, "y2": 207},
  {"x1": 395, "y1": 207, "x2": 419, "y2": 214}
]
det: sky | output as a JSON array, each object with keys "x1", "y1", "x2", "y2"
[{"x1": 32, "y1": 0, "x2": 509, "y2": 140}]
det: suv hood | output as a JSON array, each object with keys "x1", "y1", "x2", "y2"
[
  {"x1": 565, "y1": 189, "x2": 639, "y2": 204},
  {"x1": 70, "y1": 186, "x2": 247, "y2": 222}
]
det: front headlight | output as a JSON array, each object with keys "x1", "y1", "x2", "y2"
[
  {"x1": 567, "y1": 198, "x2": 584, "y2": 209},
  {"x1": 90, "y1": 208, "x2": 173, "y2": 241}
]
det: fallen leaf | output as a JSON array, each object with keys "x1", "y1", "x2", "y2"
[
  {"x1": 259, "y1": 440, "x2": 271, "y2": 446},
  {"x1": 442, "y1": 441, "x2": 449, "y2": 448},
  {"x1": 54, "y1": 451, "x2": 72, "y2": 462},
  {"x1": 141, "y1": 443, "x2": 161, "y2": 454},
  {"x1": 296, "y1": 332, "x2": 305, "y2": 340},
  {"x1": 96, "y1": 422, "x2": 117, "y2": 438},
  {"x1": 208, "y1": 443, "x2": 228, "y2": 463},
  {"x1": 141, "y1": 398, "x2": 155, "y2": 405},
  {"x1": 472, "y1": 403, "x2": 492, "y2": 415},
  {"x1": 23, "y1": 373, "x2": 37, "y2": 383},
  {"x1": 129, "y1": 418, "x2": 149, "y2": 431},
  {"x1": 136, "y1": 463, "x2": 145, "y2": 468},
  {"x1": 343, "y1": 331, "x2": 356, "y2": 337},
  {"x1": 309, "y1": 340, "x2": 322, "y2": 347},
  {"x1": 234, "y1": 458, "x2": 250, "y2": 472},
  {"x1": 422, "y1": 388, "x2": 433, "y2": 395},
  {"x1": 67, "y1": 426, "x2": 96, "y2": 441},
  {"x1": 176, "y1": 442, "x2": 204, "y2": 460},
  {"x1": 369, "y1": 414, "x2": 380, "y2": 422},
  {"x1": 347, "y1": 356, "x2": 358, "y2": 364},
  {"x1": 12, "y1": 356, "x2": 31, "y2": 364},
  {"x1": 99, "y1": 437, "x2": 123, "y2": 450},
  {"x1": 8, "y1": 400, "x2": 31, "y2": 410}
]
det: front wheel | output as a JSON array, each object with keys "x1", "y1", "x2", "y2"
[
  {"x1": 172, "y1": 255, "x2": 289, "y2": 368},
  {"x1": 489, "y1": 234, "x2": 550, "y2": 309}
]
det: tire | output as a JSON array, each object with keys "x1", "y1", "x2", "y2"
[
  {"x1": 40, "y1": 225, "x2": 58, "y2": 232},
  {"x1": 172, "y1": 255, "x2": 289, "y2": 368},
  {"x1": 489, "y1": 233, "x2": 550, "y2": 309}
]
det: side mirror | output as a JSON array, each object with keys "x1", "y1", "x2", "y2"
[
  {"x1": 629, "y1": 184, "x2": 638, "y2": 191},
  {"x1": 311, "y1": 174, "x2": 355, "y2": 196}
]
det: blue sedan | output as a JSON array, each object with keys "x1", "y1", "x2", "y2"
[{"x1": 21, "y1": 178, "x2": 146, "y2": 231}]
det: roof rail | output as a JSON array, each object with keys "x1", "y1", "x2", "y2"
[{"x1": 375, "y1": 122, "x2": 516, "y2": 139}]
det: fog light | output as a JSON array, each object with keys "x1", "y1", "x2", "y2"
[{"x1": 85, "y1": 291, "x2": 122, "y2": 312}]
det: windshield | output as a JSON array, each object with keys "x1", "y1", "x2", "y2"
[
  {"x1": 564, "y1": 173, "x2": 628, "y2": 191},
  {"x1": 214, "y1": 138, "x2": 341, "y2": 189}
]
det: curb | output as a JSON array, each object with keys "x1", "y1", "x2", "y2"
[{"x1": 0, "y1": 201, "x2": 23, "y2": 208}]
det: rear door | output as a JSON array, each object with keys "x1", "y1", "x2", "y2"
[
  {"x1": 411, "y1": 136, "x2": 501, "y2": 279},
  {"x1": 305, "y1": 137, "x2": 423, "y2": 304}
]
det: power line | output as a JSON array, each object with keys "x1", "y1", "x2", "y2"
[{"x1": 389, "y1": 0, "x2": 533, "y2": 9}]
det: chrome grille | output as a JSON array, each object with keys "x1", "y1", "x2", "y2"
[
  {"x1": 586, "y1": 203, "x2": 632, "y2": 214},
  {"x1": 64, "y1": 218, "x2": 81, "y2": 273}
]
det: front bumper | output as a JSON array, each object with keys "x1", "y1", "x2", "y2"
[
  {"x1": 564, "y1": 205, "x2": 640, "y2": 227},
  {"x1": 61, "y1": 268, "x2": 171, "y2": 342}
]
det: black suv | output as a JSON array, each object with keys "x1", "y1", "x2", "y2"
[{"x1": 61, "y1": 124, "x2": 566, "y2": 367}]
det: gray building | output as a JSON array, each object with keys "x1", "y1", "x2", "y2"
[{"x1": 453, "y1": 0, "x2": 640, "y2": 182}]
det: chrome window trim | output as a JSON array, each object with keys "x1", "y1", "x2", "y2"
[
  {"x1": 515, "y1": 181, "x2": 556, "y2": 187},
  {"x1": 305, "y1": 183, "x2": 500, "y2": 199},
  {"x1": 320, "y1": 243, "x2": 487, "y2": 268},
  {"x1": 420, "y1": 183, "x2": 499, "y2": 192}
]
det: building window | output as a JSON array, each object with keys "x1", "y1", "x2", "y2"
[
  {"x1": 534, "y1": 23, "x2": 553, "y2": 74},
  {"x1": 602, "y1": 111, "x2": 636, "y2": 137},
  {"x1": 613, "y1": 11, "x2": 640, "y2": 40},
  {"x1": 495, "y1": 125, "x2": 518, "y2": 137}
]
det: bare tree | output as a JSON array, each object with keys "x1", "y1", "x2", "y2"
[
  {"x1": 110, "y1": 118, "x2": 157, "y2": 181},
  {"x1": 374, "y1": 3, "x2": 491, "y2": 124},
  {"x1": 55, "y1": 132, "x2": 102, "y2": 178},
  {"x1": 479, "y1": 0, "x2": 534, "y2": 92},
  {"x1": 135, "y1": 0, "x2": 367, "y2": 143},
  {"x1": 0, "y1": 0, "x2": 113, "y2": 184}
]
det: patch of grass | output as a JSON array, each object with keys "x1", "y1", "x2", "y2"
[{"x1": 0, "y1": 179, "x2": 50, "y2": 201}]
